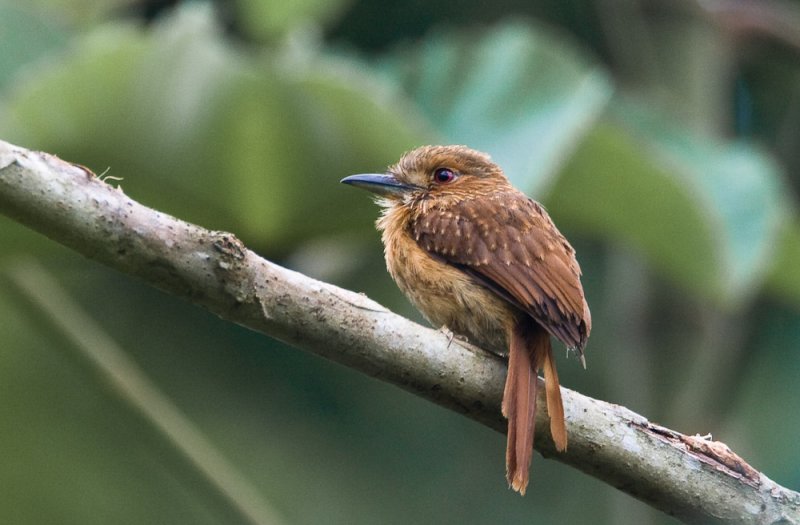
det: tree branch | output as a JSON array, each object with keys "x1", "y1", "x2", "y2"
[{"x1": 1, "y1": 139, "x2": 798, "y2": 524}]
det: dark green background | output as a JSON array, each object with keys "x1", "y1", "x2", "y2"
[{"x1": 2, "y1": 1, "x2": 799, "y2": 523}]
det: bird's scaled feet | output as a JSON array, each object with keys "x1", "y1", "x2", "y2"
[
  {"x1": 439, "y1": 326, "x2": 505, "y2": 358},
  {"x1": 439, "y1": 325, "x2": 469, "y2": 349}
]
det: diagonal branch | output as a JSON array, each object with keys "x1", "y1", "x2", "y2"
[{"x1": 0, "y1": 139, "x2": 798, "y2": 524}]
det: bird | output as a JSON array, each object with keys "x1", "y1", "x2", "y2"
[{"x1": 341, "y1": 145, "x2": 590, "y2": 495}]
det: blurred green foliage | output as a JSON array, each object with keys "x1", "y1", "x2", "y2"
[{"x1": 2, "y1": 1, "x2": 800, "y2": 524}]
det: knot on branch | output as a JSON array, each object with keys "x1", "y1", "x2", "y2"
[
  {"x1": 212, "y1": 233, "x2": 246, "y2": 263},
  {"x1": 639, "y1": 421, "x2": 761, "y2": 486}
]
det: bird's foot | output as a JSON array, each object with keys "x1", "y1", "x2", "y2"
[
  {"x1": 439, "y1": 326, "x2": 470, "y2": 350},
  {"x1": 439, "y1": 327, "x2": 504, "y2": 357}
]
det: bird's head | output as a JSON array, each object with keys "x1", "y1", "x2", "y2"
[{"x1": 341, "y1": 145, "x2": 511, "y2": 208}]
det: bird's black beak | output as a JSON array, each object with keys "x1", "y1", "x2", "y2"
[{"x1": 340, "y1": 173, "x2": 418, "y2": 197}]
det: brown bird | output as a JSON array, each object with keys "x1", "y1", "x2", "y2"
[{"x1": 341, "y1": 145, "x2": 590, "y2": 495}]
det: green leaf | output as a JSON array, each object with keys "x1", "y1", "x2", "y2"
[
  {"x1": 765, "y1": 218, "x2": 800, "y2": 304},
  {"x1": 1, "y1": 3, "x2": 426, "y2": 251},
  {"x1": 378, "y1": 22, "x2": 612, "y2": 193},
  {"x1": 203, "y1": 56, "x2": 428, "y2": 243},
  {"x1": 0, "y1": 3, "x2": 69, "y2": 90},
  {"x1": 235, "y1": 0, "x2": 353, "y2": 41},
  {"x1": 552, "y1": 104, "x2": 789, "y2": 305},
  {"x1": 14, "y1": 0, "x2": 131, "y2": 27},
  {"x1": 615, "y1": 103, "x2": 789, "y2": 303},
  {"x1": 1, "y1": 7, "x2": 239, "y2": 233},
  {"x1": 548, "y1": 120, "x2": 721, "y2": 299}
]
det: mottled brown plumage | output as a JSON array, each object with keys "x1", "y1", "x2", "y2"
[{"x1": 342, "y1": 145, "x2": 591, "y2": 495}]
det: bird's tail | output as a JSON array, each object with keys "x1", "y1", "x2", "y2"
[
  {"x1": 502, "y1": 323, "x2": 566, "y2": 495},
  {"x1": 543, "y1": 340, "x2": 567, "y2": 452}
]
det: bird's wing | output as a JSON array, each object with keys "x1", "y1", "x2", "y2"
[{"x1": 411, "y1": 191, "x2": 590, "y2": 349}]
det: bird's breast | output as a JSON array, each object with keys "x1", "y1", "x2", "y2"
[{"x1": 382, "y1": 224, "x2": 514, "y2": 354}]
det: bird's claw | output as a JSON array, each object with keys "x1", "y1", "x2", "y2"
[{"x1": 439, "y1": 326, "x2": 469, "y2": 349}]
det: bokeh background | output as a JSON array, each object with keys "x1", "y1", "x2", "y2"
[{"x1": 2, "y1": 0, "x2": 800, "y2": 523}]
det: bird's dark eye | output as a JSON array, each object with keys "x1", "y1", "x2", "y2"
[{"x1": 433, "y1": 168, "x2": 456, "y2": 184}]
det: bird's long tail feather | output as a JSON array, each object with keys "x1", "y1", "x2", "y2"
[
  {"x1": 502, "y1": 323, "x2": 541, "y2": 495},
  {"x1": 543, "y1": 343, "x2": 567, "y2": 452},
  {"x1": 502, "y1": 323, "x2": 566, "y2": 495}
]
